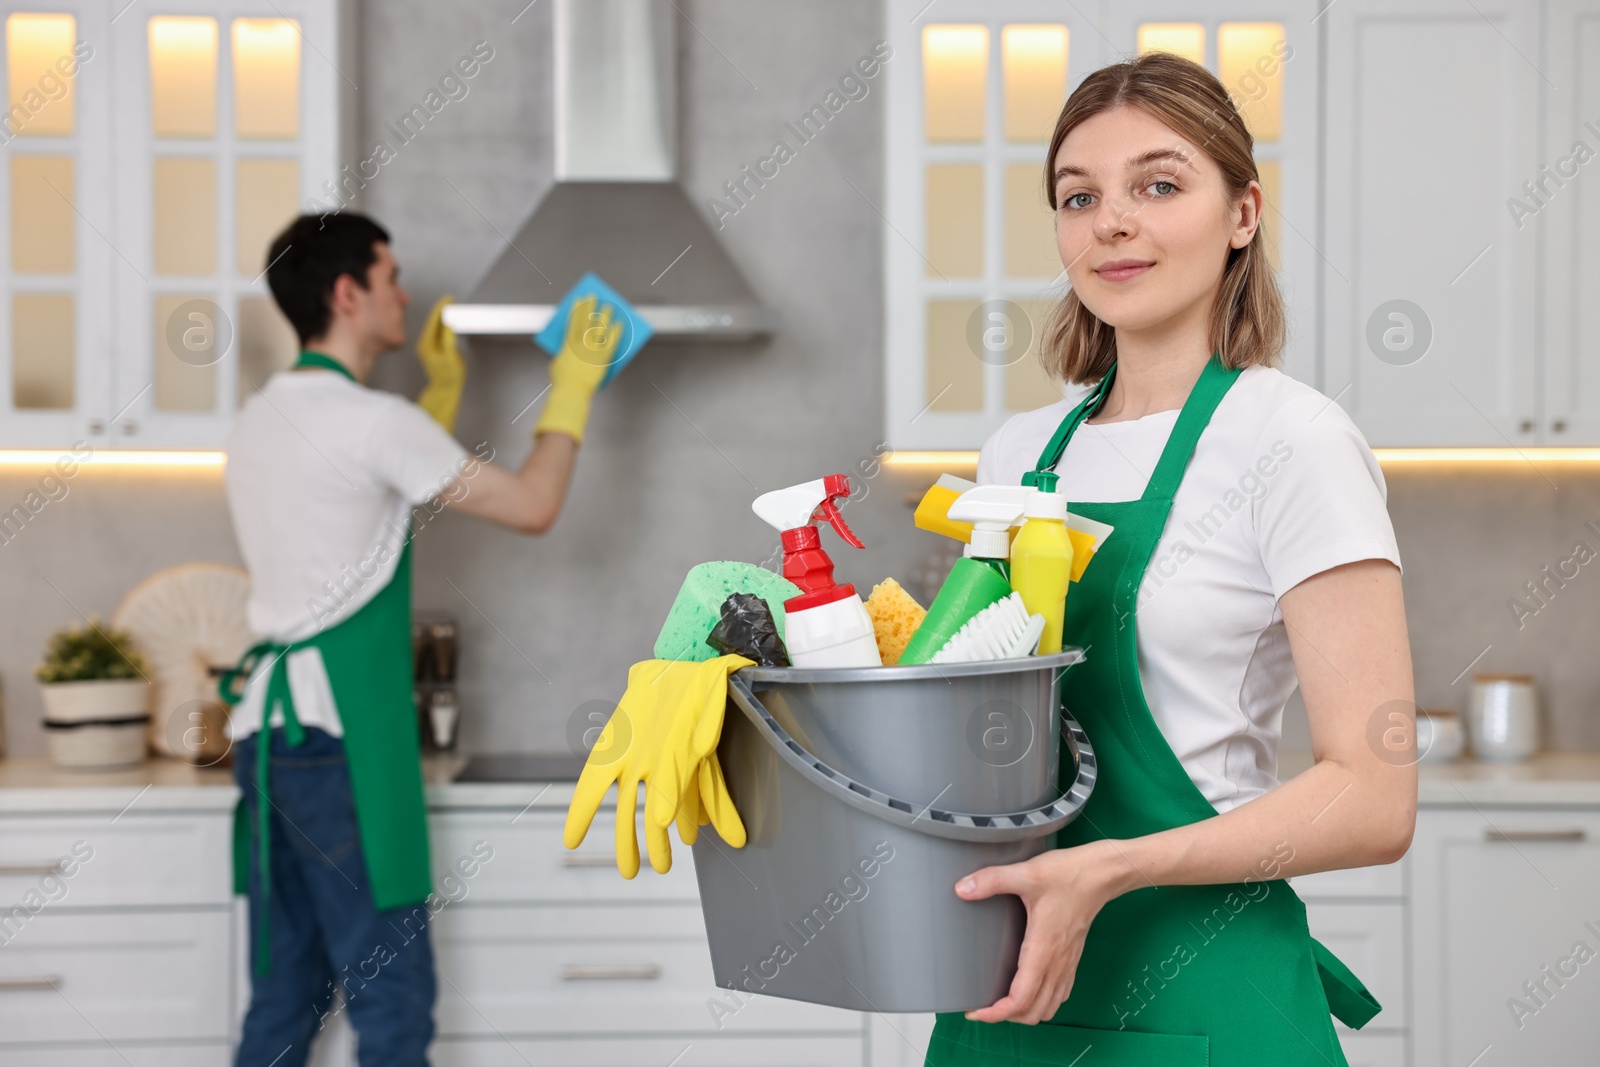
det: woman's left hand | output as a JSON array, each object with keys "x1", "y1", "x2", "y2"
[{"x1": 956, "y1": 840, "x2": 1128, "y2": 1025}]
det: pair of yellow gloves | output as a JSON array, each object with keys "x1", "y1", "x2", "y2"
[
  {"x1": 415, "y1": 294, "x2": 622, "y2": 443},
  {"x1": 563, "y1": 655, "x2": 753, "y2": 879}
]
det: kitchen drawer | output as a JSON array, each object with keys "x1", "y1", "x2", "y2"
[
  {"x1": 1336, "y1": 1031, "x2": 1407, "y2": 1067},
  {"x1": 433, "y1": 904, "x2": 861, "y2": 1037},
  {"x1": 1291, "y1": 858, "x2": 1406, "y2": 900},
  {"x1": 0, "y1": 909, "x2": 232, "y2": 1043},
  {"x1": 433, "y1": 1035, "x2": 863, "y2": 1066},
  {"x1": 0, "y1": 813, "x2": 232, "y2": 906},
  {"x1": 1304, "y1": 902, "x2": 1407, "y2": 1030},
  {"x1": 0, "y1": 1044, "x2": 231, "y2": 1066},
  {"x1": 429, "y1": 808, "x2": 699, "y2": 904}
]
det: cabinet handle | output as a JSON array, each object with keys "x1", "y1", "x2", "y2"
[
  {"x1": 560, "y1": 854, "x2": 618, "y2": 868},
  {"x1": 0, "y1": 862, "x2": 64, "y2": 875},
  {"x1": 560, "y1": 964, "x2": 662, "y2": 981},
  {"x1": 1552, "y1": 419, "x2": 1568, "y2": 433},
  {"x1": 118, "y1": 419, "x2": 137, "y2": 435},
  {"x1": 1484, "y1": 829, "x2": 1586, "y2": 843},
  {"x1": 1519, "y1": 418, "x2": 1535, "y2": 432},
  {"x1": 87, "y1": 419, "x2": 105, "y2": 435},
  {"x1": 0, "y1": 976, "x2": 61, "y2": 992}
]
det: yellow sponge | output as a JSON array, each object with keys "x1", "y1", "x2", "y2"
[{"x1": 864, "y1": 578, "x2": 926, "y2": 667}]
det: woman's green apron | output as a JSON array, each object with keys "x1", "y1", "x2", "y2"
[
  {"x1": 927, "y1": 354, "x2": 1381, "y2": 1066},
  {"x1": 220, "y1": 351, "x2": 432, "y2": 977}
]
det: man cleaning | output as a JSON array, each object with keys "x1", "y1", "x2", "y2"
[{"x1": 219, "y1": 212, "x2": 624, "y2": 1066}]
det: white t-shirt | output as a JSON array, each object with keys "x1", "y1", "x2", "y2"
[
  {"x1": 223, "y1": 368, "x2": 471, "y2": 740},
  {"x1": 977, "y1": 364, "x2": 1401, "y2": 813}
]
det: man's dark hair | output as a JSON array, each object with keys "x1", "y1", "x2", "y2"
[{"x1": 264, "y1": 213, "x2": 392, "y2": 344}]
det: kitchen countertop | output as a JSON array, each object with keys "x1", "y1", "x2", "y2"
[
  {"x1": 1278, "y1": 750, "x2": 1600, "y2": 807},
  {"x1": 0, "y1": 754, "x2": 584, "y2": 814},
  {"x1": 3, "y1": 751, "x2": 1600, "y2": 814}
]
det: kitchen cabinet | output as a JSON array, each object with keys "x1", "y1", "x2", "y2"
[
  {"x1": 1411, "y1": 808, "x2": 1600, "y2": 1067},
  {"x1": 1322, "y1": 0, "x2": 1541, "y2": 447},
  {"x1": 1538, "y1": 0, "x2": 1600, "y2": 445},
  {"x1": 0, "y1": 0, "x2": 342, "y2": 451}
]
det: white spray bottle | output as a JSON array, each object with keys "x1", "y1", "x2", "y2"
[
  {"x1": 752, "y1": 474, "x2": 882, "y2": 668},
  {"x1": 947, "y1": 485, "x2": 1032, "y2": 582}
]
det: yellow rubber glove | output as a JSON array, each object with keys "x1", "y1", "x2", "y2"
[
  {"x1": 534, "y1": 294, "x2": 622, "y2": 445},
  {"x1": 417, "y1": 296, "x2": 465, "y2": 432},
  {"x1": 563, "y1": 655, "x2": 752, "y2": 878}
]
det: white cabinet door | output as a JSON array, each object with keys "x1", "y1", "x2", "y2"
[
  {"x1": 1323, "y1": 0, "x2": 1541, "y2": 446},
  {"x1": 1540, "y1": 0, "x2": 1600, "y2": 444},
  {"x1": 1412, "y1": 808, "x2": 1600, "y2": 1067},
  {"x1": 0, "y1": 908, "x2": 232, "y2": 1043},
  {"x1": 0, "y1": 0, "x2": 115, "y2": 450}
]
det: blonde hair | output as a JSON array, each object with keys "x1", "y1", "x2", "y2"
[{"x1": 1039, "y1": 51, "x2": 1285, "y2": 384}]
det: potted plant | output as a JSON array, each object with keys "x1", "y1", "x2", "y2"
[{"x1": 36, "y1": 620, "x2": 151, "y2": 769}]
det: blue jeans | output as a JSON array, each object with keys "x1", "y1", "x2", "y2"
[{"x1": 233, "y1": 726, "x2": 437, "y2": 1067}]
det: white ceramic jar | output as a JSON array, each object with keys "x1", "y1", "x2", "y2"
[
  {"x1": 1416, "y1": 709, "x2": 1464, "y2": 762},
  {"x1": 1467, "y1": 673, "x2": 1538, "y2": 761}
]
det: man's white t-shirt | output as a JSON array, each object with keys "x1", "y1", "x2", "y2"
[
  {"x1": 977, "y1": 364, "x2": 1402, "y2": 814},
  {"x1": 223, "y1": 368, "x2": 471, "y2": 741}
]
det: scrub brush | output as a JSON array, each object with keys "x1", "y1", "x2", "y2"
[{"x1": 930, "y1": 592, "x2": 1047, "y2": 664}]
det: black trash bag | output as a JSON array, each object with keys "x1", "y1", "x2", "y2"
[{"x1": 706, "y1": 593, "x2": 791, "y2": 667}]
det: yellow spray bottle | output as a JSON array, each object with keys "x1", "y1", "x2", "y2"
[{"x1": 1009, "y1": 471, "x2": 1074, "y2": 655}]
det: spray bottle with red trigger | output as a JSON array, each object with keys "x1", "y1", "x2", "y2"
[{"x1": 752, "y1": 474, "x2": 883, "y2": 668}]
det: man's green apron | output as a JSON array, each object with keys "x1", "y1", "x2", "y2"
[
  {"x1": 927, "y1": 354, "x2": 1381, "y2": 1066},
  {"x1": 220, "y1": 350, "x2": 432, "y2": 977}
]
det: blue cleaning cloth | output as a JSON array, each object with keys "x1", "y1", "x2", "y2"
[{"x1": 534, "y1": 272, "x2": 653, "y2": 389}]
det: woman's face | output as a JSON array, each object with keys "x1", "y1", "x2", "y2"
[{"x1": 1051, "y1": 105, "x2": 1259, "y2": 334}]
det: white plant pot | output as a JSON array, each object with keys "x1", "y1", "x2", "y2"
[{"x1": 39, "y1": 679, "x2": 151, "y2": 769}]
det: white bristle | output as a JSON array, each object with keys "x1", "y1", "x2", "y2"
[{"x1": 932, "y1": 593, "x2": 1039, "y2": 664}]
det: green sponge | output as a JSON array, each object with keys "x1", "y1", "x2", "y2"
[{"x1": 654, "y1": 562, "x2": 801, "y2": 662}]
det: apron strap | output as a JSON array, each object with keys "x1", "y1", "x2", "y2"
[
  {"x1": 1139, "y1": 354, "x2": 1240, "y2": 503},
  {"x1": 1312, "y1": 936, "x2": 1383, "y2": 1029},
  {"x1": 219, "y1": 637, "x2": 309, "y2": 977},
  {"x1": 294, "y1": 349, "x2": 356, "y2": 382},
  {"x1": 1023, "y1": 364, "x2": 1117, "y2": 486},
  {"x1": 1025, "y1": 353, "x2": 1241, "y2": 501}
]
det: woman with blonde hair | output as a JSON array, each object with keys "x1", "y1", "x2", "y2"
[{"x1": 927, "y1": 51, "x2": 1416, "y2": 1066}]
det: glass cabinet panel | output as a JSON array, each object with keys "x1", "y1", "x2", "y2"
[
  {"x1": 232, "y1": 18, "x2": 299, "y2": 140},
  {"x1": 1218, "y1": 22, "x2": 1284, "y2": 142},
  {"x1": 6, "y1": 13, "x2": 75, "y2": 136},
  {"x1": 1001, "y1": 24, "x2": 1067, "y2": 142},
  {"x1": 925, "y1": 300, "x2": 983, "y2": 412},
  {"x1": 235, "y1": 158, "x2": 299, "y2": 275},
  {"x1": 237, "y1": 295, "x2": 297, "y2": 403},
  {"x1": 1137, "y1": 23, "x2": 1204, "y2": 64},
  {"x1": 153, "y1": 293, "x2": 217, "y2": 411},
  {"x1": 148, "y1": 16, "x2": 217, "y2": 138},
  {"x1": 12, "y1": 293, "x2": 73, "y2": 408},
  {"x1": 153, "y1": 156, "x2": 217, "y2": 276},
  {"x1": 1004, "y1": 163, "x2": 1058, "y2": 279},
  {"x1": 1005, "y1": 300, "x2": 1060, "y2": 410},
  {"x1": 922, "y1": 25, "x2": 987, "y2": 142},
  {"x1": 925, "y1": 163, "x2": 983, "y2": 279},
  {"x1": 11, "y1": 155, "x2": 73, "y2": 273}
]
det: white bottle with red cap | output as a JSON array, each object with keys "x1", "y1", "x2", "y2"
[{"x1": 752, "y1": 474, "x2": 883, "y2": 668}]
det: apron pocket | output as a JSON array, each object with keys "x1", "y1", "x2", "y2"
[{"x1": 932, "y1": 1019, "x2": 1210, "y2": 1066}]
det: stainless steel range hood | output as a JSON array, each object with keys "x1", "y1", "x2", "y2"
[{"x1": 443, "y1": 0, "x2": 774, "y2": 342}]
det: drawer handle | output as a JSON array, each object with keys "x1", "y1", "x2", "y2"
[
  {"x1": 1485, "y1": 829, "x2": 1587, "y2": 843},
  {"x1": 560, "y1": 854, "x2": 618, "y2": 868},
  {"x1": 0, "y1": 863, "x2": 64, "y2": 875},
  {"x1": 0, "y1": 976, "x2": 61, "y2": 992},
  {"x1": 560, "y1": 964, "x2": 662, "y2": 981}
]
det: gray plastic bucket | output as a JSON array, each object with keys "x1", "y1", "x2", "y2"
[{"x1": 691, "y1": 649, "x2": 1095, "y2": 1014}]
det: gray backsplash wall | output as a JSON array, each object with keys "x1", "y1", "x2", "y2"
[{"x1": 3, "y1": 1, "x2": 1598, "y2": 760}]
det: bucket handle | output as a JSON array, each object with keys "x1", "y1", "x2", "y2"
[{"x1": 724, "y1": 672, "x2": 1097, "y2": 844}]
